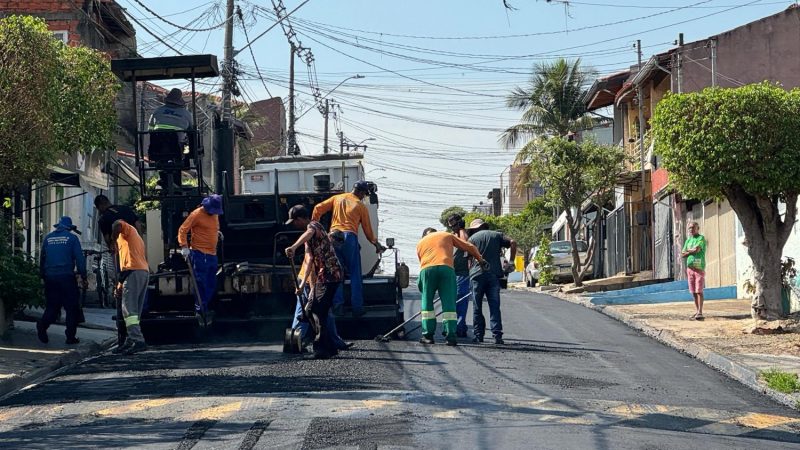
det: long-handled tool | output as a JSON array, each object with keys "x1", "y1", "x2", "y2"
[
  {"x1": 283, "y1": 257, "x2": 315, "y2": 354},
  {"x1": 374, "y1": 292, "x2": 471, "y2": 342},
  {"x1": 184, "y1": 251, "x2": 208, "y2": 327}
]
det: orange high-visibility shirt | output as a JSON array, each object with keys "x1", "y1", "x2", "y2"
[
  {"x1": 117, "y1": 221, "x2": 149, "y2": 272},
  {"x1": 178, "y1": 207, "x2": 219, "y2": 255},
  {"x1": 312, "y1": 192, "x2": 376, "y2": 243},
  {"x1": 416, "y1": 231, "x2": 481, "y2": 271}
]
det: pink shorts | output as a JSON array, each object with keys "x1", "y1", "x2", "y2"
[{"x1": 687, "y1": 268, "x2": 705, "y2": 294}]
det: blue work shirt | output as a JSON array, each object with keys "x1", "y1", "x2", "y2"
[{"x1": 40, "y1": 227, "x2": 86, "y2": 278}]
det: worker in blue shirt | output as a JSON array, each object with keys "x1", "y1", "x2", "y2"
[{"x1": 37, "y1": 216, "x2": 87, "y2": 345}]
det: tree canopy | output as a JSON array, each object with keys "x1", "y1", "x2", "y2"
[{"x1": 0, "y1": 15, "x2": 118, "y2": 188}]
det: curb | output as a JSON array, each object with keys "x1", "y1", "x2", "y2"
[
  {"x1": 521, "y1": 287, "x2": 800, "y2": 411},
  {"x1": 0, "y1": 337, "x2": 115, "y2": 400}
]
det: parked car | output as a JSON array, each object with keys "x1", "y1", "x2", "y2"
[{"x1": 524, "y1": 240, "x2": 592, "y2": 287}]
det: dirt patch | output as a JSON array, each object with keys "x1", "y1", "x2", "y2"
[{"x1": 610, "y1": 300, "x2": 800, "y2": 359}]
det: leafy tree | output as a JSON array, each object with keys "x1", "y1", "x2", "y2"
[
  {"x1": 0, "y1": 15, "x2": 118, "y2": 188},
  {"x1": 460, "y1": 198, "x2": 552, "y2": 261},
  {"x1": 652, "y1": 82, "x2": 800, "y2": 319},
  {"x1": 522, "y1": 137, "x2": 626, "y2": 287},
  {"x1": 0, "y1": 215, "x2": 43, "y2": 320},
  {"x1": 439, "y1": 206, "x2": 467, "y2": 231}
]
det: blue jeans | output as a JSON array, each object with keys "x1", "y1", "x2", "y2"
[
  {"x1": 471, "y1": 272, "x2": 503, "y2": 339},
  {"x1": 291, "y1": 294, "x2": 347, "y2": 349},
  {"x1": 456, "y1": 275, "x2": 471, "y2": 335},
  {"x1": 190, "y1": 250, "x2": 217, "y2": 312},
  {"x1": 333, "y1": 232, "x2": 363, "y2": 313}
]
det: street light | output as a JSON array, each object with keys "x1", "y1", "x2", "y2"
[
  {"x1": 296, "y1": 74, "x2": 364, "y2": 121},
  {"x1": 356, "y1": 138, "x2": 376, "y2": 146}
]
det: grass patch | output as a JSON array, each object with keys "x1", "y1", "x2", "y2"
[{"x1": 761, "y1": 368, "x2": 800, "y2": 394}]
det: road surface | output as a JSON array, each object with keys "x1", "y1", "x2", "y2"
[{"x1": 1, "y1": 289, "x2": 798, "y2": 449}]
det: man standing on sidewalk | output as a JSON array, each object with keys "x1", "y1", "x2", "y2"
[
  {"x1": 447, "y1": 213, "x2": 472, "y2": 337},
  {"x1": 467, "y1": 219, "x2": 516, "y2": 345},
  {"x1": 312, "y1": 181, "x2": 384, "y2": 317},
  {"x1": 178, "y1": 194, "x2": 223, "y2": 322},
  {"x1": 682, "y1": 221, "x2": 707, "y2": 321},
  {"x1": 111, "y1": 219, "x2": 149, "y2": 355},
  {"x1": 416, "y1": 227, "x2": 485, "y2": 346},
  {"x1": 37, "y1": 216, "x2": 88, "y2": 345}
]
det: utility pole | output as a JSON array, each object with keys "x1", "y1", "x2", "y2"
[
  {"x1": 222, "y1": 0, "x2": 234, "y2": 124},
  {"x1": 323, "y1": 99, "x2": 330, "y2": 154},
  {"x1": 339, "y1": 131, "x2": 344, "y2": 154},
  {"x1": 288, "y1": 43, "x2": 297, "y2": 155},
  {"x1": 636, "y1": 39, "x2": 646, "y2": 200},
  {"x1": 710, "y1": 38, "x2": 717, "y2": 87},
  {"x1": 676, "y1": 33, "x2": 684, "y2": 94}
]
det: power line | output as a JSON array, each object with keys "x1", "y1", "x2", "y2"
[
  {"x1": 128, "y1": 0, "x2": 231, "y2": 32},
  {"x1": 236, "y1": 5, "x2": 274, "y2": 98}
]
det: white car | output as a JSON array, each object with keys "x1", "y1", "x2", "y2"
[{"x1": 524, "y1": 240, "x2": 592, "y2": 287}]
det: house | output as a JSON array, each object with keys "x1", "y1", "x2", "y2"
[
  {"x1": 0, "y1": 0, "x2": 138, "y2": 256},
  {"x1": 499, "y1": 164, "x2": 543, "y2": 215},
  {"x1": 582, "y1": 6, "x2": 800, "y2": 312},
  {"x1": 248, "y1": 97, "x2": 287, "y2": 160}
]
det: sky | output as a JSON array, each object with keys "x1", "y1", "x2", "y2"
[{"x1": 118, "y1": 0, "x2": 793, "y2": 273}]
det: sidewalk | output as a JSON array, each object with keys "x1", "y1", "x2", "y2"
[
  {"x1": 0, "y1": 312, "x2": 116, "y2": 399},
  {"x1": 518, "y1": 284, "x2": 800, "y2": 410}
]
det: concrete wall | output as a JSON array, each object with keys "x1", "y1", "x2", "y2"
[{"x1": 680, "y1": 6, "x2": 800, "y2": 92}]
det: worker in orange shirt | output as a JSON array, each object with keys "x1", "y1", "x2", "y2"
[
  {"x1": 312, "y1": 181, "x2": 384, "y2": 317},
  {"x1": 111, "y1": 219, "x2": 150, "y2": 355},
  {"x1": 178, "y1": 194, "x2": 223, "y2": 320},
  {"x1": 416, "y1": 227, "x2": 486, "y2": 346}
]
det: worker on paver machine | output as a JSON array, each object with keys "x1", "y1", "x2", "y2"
[{"x1": 312, "y1": 181, "x2": 385, "y2": 317}]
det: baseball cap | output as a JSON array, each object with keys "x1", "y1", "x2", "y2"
[{"x1": 285, "y1": 204, "x2": 310, "y2": 224}]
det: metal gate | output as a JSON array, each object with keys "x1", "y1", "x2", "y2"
[
  {"x1": 605, "y1": 206, "x2": 627, "y2": 277},
  {"x1": 653, "y1": 199, "x2": 673, "y2": 279}
]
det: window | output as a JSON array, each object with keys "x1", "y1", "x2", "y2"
[{"x1": 52, "y1": 31, "x2": 68, "y2": 44}]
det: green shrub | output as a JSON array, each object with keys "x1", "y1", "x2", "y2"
[
  {"x1": 534, "y1": 235, "x2": 554, "y2": 286},
  {"x1": 761, "y1": 368, "x2": 800, "y2": 394}
]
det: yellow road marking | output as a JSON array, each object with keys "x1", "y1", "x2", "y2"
[
  {"x1": 361, "y1": 399, "x2": 398, "y2": 409},
  {"x1": 95, "y1": 398, "x2": 185, "y2": 417},
  {"x1": 723, "y1": 412, "x2": 800, "y2": 429},
  {"x1": 432, "y1": 410, "x2": 461, "y2": 419},
  {"x1": 607, "y1": 403, "x2": 670, "y2": 418},
  {"x1": 187, "y1": 401, "x2": 242, "y2": 421},
  {"x1": 558, "y1": 416, "x2": 596, "y2": 425}
]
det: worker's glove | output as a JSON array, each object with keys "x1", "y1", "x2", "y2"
[
  {"x1": 180, "y1": 247, "x2": 191, "y2": 259},
  {"x1": 479, "y1": 259, "x2": 491, "y2": 272},
  {"x1": 374, "y1": 242, "x2": 387, "y2": 254}
]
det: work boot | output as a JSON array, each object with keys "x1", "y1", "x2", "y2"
[
  {"x1": 419, "y1": 335, "x2": 435, "y2": 345},
  {"x1": 494, "y1": 337, "x2": 505, "y2": 345},
  {"x1": 446, "y1": 339, "x2": 458, "y2": 347},
  {"x1": 65, "y1": 337, "x2": 80, "y2": 345},
  {"x1": 123, "y1": 340, "x2": 147, "y2": 355},
  {"x1": 471, "y1": 336, "x2": 483, "y2": 344},
  {"x1": 36, "y1": 321, "x2": 49, "y2": 344},
  {"x1": 112, "y1": 339, "x2": 132, "y2": 354}
]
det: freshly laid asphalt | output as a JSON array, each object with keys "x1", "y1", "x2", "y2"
[{"x1": 0, "y1": 289, "x2": 798, "y2": 449}]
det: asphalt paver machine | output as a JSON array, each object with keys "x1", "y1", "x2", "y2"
[{"x1": 111, "y1": 55, "x2": 407, "y2": 342}]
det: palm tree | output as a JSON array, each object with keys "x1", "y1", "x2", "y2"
[{"x1": 501, "y1": 58, "x2": 595, "y2": 149}]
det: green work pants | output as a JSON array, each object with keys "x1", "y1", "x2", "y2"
[{"x1": 417, "y1": 265, "x2": 458, "y2": 341}]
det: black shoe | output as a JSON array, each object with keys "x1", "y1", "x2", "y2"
[
  {"x1": 472, "y1": 336, "x2": 484, "y2": 344},
  {"x1": 340, "y1": 342, "x2": 355, "y2": 350},
  {"x1": 494, "y1": 337, "x2": 505, "y2": 345},
  {"x1": 123, "y1": 340, "x2": 147, "y2": 355},
  {"x1": 446, "y1": 340, "x2": 458, "y2": 347},
  {"x1": 112, "y1": 339, "x2": 131, "y2": 354},
  {"x1": 65, "y1": 337, "x2": 80, "y2": 345},
  {"x1": 36, "y1": 322, "x2": 48, "y2": 344},
  {"x1": 419, "y1": 335, "x2": 435, "y2": 345}
]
